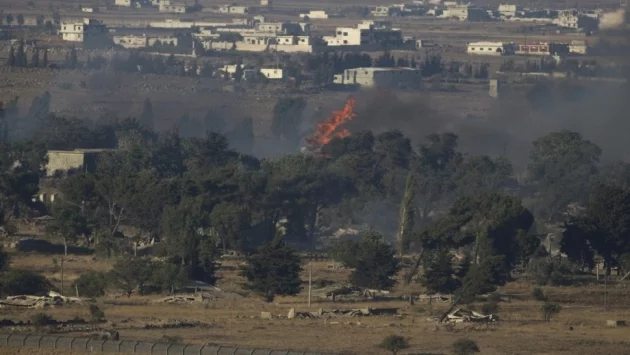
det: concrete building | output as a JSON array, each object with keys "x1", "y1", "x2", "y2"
[
  {"x1": 218, "y1": 5, "x2": 249, "y2": 14},
  {"x1": 324, "y1": 21, "x2": 403, "y2": 47},
  {"x1": 371, "y1": 6, "x2": 392, "y2": 17},
  {"x1": 256, "y1": 22, "x2": 309, "y2": 35},
  {"x1": 553, "y1": 9, "x2": 599, "y2": 31},
  {"x1": 114, "y1": 0, "x2": 132, "y2": 7},
  {"x1": 498, "y1": 4, "x2": 519, "y2": 18},
  {"x1": 60, "y1": 18, "x2": 107, "y2": 42},
  {"x1": 515, "y1": 42, "x2": 568, "y2": 56},
  {"x1": 441, "y1": 5, "x2": 489, "y2": 21},
  {"x1": 46, "y1": 149, "x2": 108, "y2": 177},
  {"x1": 260, "y1": 68, "x2": 285, "y2": 79},
  {"x1": 569, "y1": 40, "x2": 588, "y2": 54},
  {"x1": 81, "y1": 7, "x2": 98, "y2": 12},
  {"x1": 333, "y1": 67, "x2": 421, "y2": 88},
  {"x1": 159, "y1": 0, "x2": 186, "y2": 13},
  {"x1": 260, "y1": 0, "x2": 272, "y2": 6},
  {"x1": 467, "y1": 42, "x2": 514, "y2": 56},
  {"x1": 300, "y1": 10, "x2": 329, "y2": 20},
  {"x1": 113, "y1": 34, "x2": 148, "y2": 48}
]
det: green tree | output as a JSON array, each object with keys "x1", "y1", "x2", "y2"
[
  {"x1": 350, "y1": 230, "x2": 399, "y2": 290},
  {"x1": 329, "y1": 239, "x2": 361, "y2": 268},
  {"x1": 6, "y1": 46, "x2": 15, "y2": 66},
  {"x1": 69, "y1": 46, "x2": 78, "y2": 69},
  {"x1": 5, "y1": 14, "x2": 13, "y2": 26},
  {"x1": 139, "y1": 98, "x2": 155, "y2": 131},
  {"x1": 541, "y1": 302, "x2": 561, "y2": 321},
  {"x1": 397, "y1": 173, "x2": 415, "y2": 257},
  {"x1": 31, "y1": 48, "x2": 39, "y2": 68},
  {"x1": 16, "y1": 14, "x2": 24, "y2": 26},
  {"x1": 527, "y1": 131, "x2": 601, "y2": 221},
  {"x1": 562, "y1": 184, "x2": 630, "y2": 273},
  {"x1": 379, "y1": 335, "x2": 409, "y2": 355},
  {"x1": 36, "y1": 15, "x2": 45, "y2": 27},
  {"x1": 151, "y1": 261, "x2": 188, "y2": 294},
  {"x1": 422, "y1": 248, "x2": 460, "y2": 294},
  {"x1": 108, "y1": 258, "x2": 154, "y2": 297},
  {"x1": 1, "y1": 269, "x2": 53, "y2": 296},
  {"x1": 72, "y1": 271, "x2": 107, "y2": 297},
  {"x1": 210, "y1": 203, "x2": 251, "y2": 253},
  {"x1": 46, "y1": 203, "x2": 89, "y2": 255},
  {"x1": 42, "y1": 49, "x2": 48, "y2": 67},
  {"x1": 240, "y1": 242, "x2": 302, "y2": 302}
]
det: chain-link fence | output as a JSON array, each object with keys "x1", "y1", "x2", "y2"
[{"x1": 0, "y1": 333, "x2": 338, "y2": 355}]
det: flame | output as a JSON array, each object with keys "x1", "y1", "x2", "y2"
[{"x1": 305, "y1": 97, "x2": 357, "y2": 148}]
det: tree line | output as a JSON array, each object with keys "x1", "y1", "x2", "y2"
[{"x1": 1, "y1": 92, "x2": 630, "y2": 301}]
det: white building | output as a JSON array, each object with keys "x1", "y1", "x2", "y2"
[
  {"x1": 467, "y1": 41, "x2": 514, "y2": 56},
  {"x1": 113, "y1": 35, "x2": 148, "y2": 48},
  {"x1": 260, "y1": 68, "x2": 285, "y2": 79},
  {"x1": 300, "y1": 10, "x2": 328, "y2": 20},
  {"x1": 159, "y1": 0, "x2": 186, "y2": 13},
  {"x1": 115, "y1": 0, "x2": 132, "y2": 7},
  {"x1": 441, "y1": 5, "x2": 488, "y2": 21},
  {"x1": 569, "y1": 40, "x2": 588, "y2": 54},
  {"x1": 324, "y1": 21, "x2": 403, "y2": 47},
  {"x1": 60, "y1": 18, "x2": 107, "y2": 42},
  {"x1": 371, "y1": 6, "x2": 392, "y2": 17},
  {"x1": 218, "y1": 5, "x2": 249, "y2": 14},
  {"x1": 498, "y1": 4, "x2": 518, "y2": 18},
  {"x1": 553, "y1": 9, "x2": 599, "y2": 31},
  {"x1": 333, "y1": 67, "x2": 422, "y2": 88},
  {"x1": 81, "y1": 7, "x2": 98, "y2": 12},
  {"x1": 261, "y1": 0, "x2": 272, "y2": 6}
]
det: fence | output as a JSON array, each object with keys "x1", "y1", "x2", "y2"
[{"x1": 0, "y1": 333, "x2": 338, "y2": 355}]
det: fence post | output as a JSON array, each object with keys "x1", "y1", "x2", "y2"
[
  {"x1": 166, "y1": 343, "x2": 172, "y2": 355},
  {"x1": 182, "y1": 344, "x2": 189, "y2": 354},
  {"x1": 70, "y1": 336, "x2": 76, "y2": 349},
  {"x1": 54, "y1": 336, "x2": 61, "y2": 349},
  {"x1": 199, "y1": 344, "x2": 206, "y2": 355},
  {"x1": 5, "y1": 333, "x2": 11, "y2": 346},
  {"x1": 37, "y1": 336, "x2": 44, "y2": 348},
  {"x1": 100, "y1": 339, "x2": 106, "y2": 352},
  {"x1": 117, "y1": 340, "x2": 122, "y2": 352},
  {"x1": 133, "y1": 341, "x2": 140, "y2": 353},
  {"x1": 150, "y1": 342, "x2": 157, "y2": 355}
]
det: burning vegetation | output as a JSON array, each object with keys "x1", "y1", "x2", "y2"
[{"x1": 303, "y1": 97, "x2": 358, "y2": 156}]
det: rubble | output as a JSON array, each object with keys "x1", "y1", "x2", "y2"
[
  {"x1": 287, "y1": 307, "x2": 398, "y2": 319},
  {"x1": 428, "y1": 308, "x2": 498, "y2": 324},
  {"x1": 312, "y1": 284, "x2": 392, "y2": 301},
  {"x1": 0, "y1": 291, "x2": 87, "y2": 309}
]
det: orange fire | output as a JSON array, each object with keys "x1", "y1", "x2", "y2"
[{"x1": 305, "y1": 97, "x2": 357, "y2": 149}]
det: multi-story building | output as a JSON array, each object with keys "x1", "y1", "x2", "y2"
[
  {"x1": 218, "y1": 5, "x2": 249, "y2": 14},
  {"x1": 515, "y1": 42, "x2": 569, "y2": 55},
  {"x1": 553, "y1": 9, "x2": 599, "y2": 31},
  {"x1": 441, "y1": 5, "x2": 489, "y2": 21},
  {"x1": 299, "y1": 10, "x2": 329, "y2": 20},
  {"x1": 114, "y1": 0, "x2": 132, "y2": 7},
  {"x1": 159, "y1": 0, "x2": 186, "y2": 13},
  {"x1": 323, "y1": 21, "x2": 403, "y2": 47},
  {"x1": 498, "y1": 4, "x2": 519, "y2": 18},
  {"x1": 59, "y1": 18, "x2": 107, "y2": 42}
]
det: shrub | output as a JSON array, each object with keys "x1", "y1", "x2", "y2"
[
  {"x1": 379, "y1": 335, "x2": 409, "y2": 355},
  {"x1": 541, "y1": 302, "x2": 561, "y2": 321},
  {"x1": 89, "y1": 304, "x2": 105, "y2": 322},
  {"x1": 1, "y1": 269, "x2": 53, "y2": 296},
  {"x1": 329, "y1": 239, "x2": 361, "y2": 268},
  {"x1": 453, "y1": 338, "x2": 480, "y2": 355},
  {"x1": 31, "y1": 313, "x2": 55, "y2": 327},
  {"x1": 481, "y1": 301, "x2": 499, "y2": 314},
  {"x1": 527, "y1": 258, "x2": 577, "y2": 286},
  {"x1": 531, "y1": 287, "x2": 547, "y2": 301},
  {"x1": 72, "y1": 271, "x2": 108, "y2": 298}
]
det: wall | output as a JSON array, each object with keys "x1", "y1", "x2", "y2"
[
  {"x1": 0, "y1": 333, "x2": 338, "y2": 355},
  {"x1": 46, "y1": 151, "x2": 86, "y2": 176}
]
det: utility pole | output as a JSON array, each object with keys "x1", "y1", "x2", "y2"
[
  {"x1": 308, "y1": 258, "x2": 312, "y2": 308},
  {"x1": 60, "y1": 256, "x2": 64, "y2": 295},
  {"x1": 604, "y1": 270, "x2": 608, "y2": 311}
]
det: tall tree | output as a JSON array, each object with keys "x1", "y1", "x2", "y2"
[
  {"x1": 139, "y1": 98, "x2": 155, "y2": 131},
  {"x1": 350, "y1": 230, "x2": 400, "y2": 290},
  {"x1": 5, "y1": 14, "x2": 13, "y2": 26},
  {"x1": 31, "y1": 48, "x2": 39, "y2": 68},
  {"x1": 562, "y1": 184, "x2": 630, "y2": 273},
  {"x1": 6, "y1": 46, "x2": 14, "y2": 67},
  {"x1": 527, "y1": 130, "x2": 601, "y2": 221},
  {"x1": 16, "y1": 14, "x2": 24, "y2": 26},
  {"x1": 240, "y1": 242, "x2": 302, "y2": 302},
  {"x1": 41, "y1": 49, "x2": 48, "y2": 68},
  {"x1": 397, "y1": 173, "x2": 415, "y2": 257}
]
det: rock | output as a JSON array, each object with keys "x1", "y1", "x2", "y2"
[
  {"x1": 287, "y1": 308, "x2": 295, "y2": 319},
  {"x1": 260, "y1": 312, "x2": 272, "y2": 320}
]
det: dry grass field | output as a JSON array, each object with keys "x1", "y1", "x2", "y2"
[{"x1": 1, "y1": 252, "x2": 629, "y2": 354}]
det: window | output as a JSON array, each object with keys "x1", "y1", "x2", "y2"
[
  {"x1": 343, "y1": 32, "x2": 348, "y2": 36},
  {"x1": 337, "y1": 31, "x2": 342, "y2": 35},
  {"x1": 343, "y1": 40, "x2": 347, "y2": 44}
]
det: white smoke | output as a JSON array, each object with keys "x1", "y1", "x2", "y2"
[{"x1": 599, "y1": 8, "x2": 627, "y2": 30}]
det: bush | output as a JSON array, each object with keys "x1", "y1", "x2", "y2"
[
  {"x1": 541, "y1": 302, "x2": 561, "y2": 321},
  {"x1": 527, "y1": 258, "x2": 577, "y2": 286},
  {"x1": 89, "y1": 304, "x2": 105, "y2": 322},
  {"x1": 72, "y1": 271, "x2": 108, "y2": 298},
  {"x1": 1, "y1": 269, "x2": 54, "y2": 296},
  {"x1": 531, "y1": 287, "x2": 547, "y2": 301},
  {"x1": 31, "y1": 313, "x2": 55, "y2": 327},
  {"x1": 379, "y1": 335, "x2": 409, "y2": 355},
  {"x1": 481, "y1": 301, "x2": 499, "y2": 314},
  {"x1": 453, "y1": 338, "x2": 480, "y2": 355}
]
